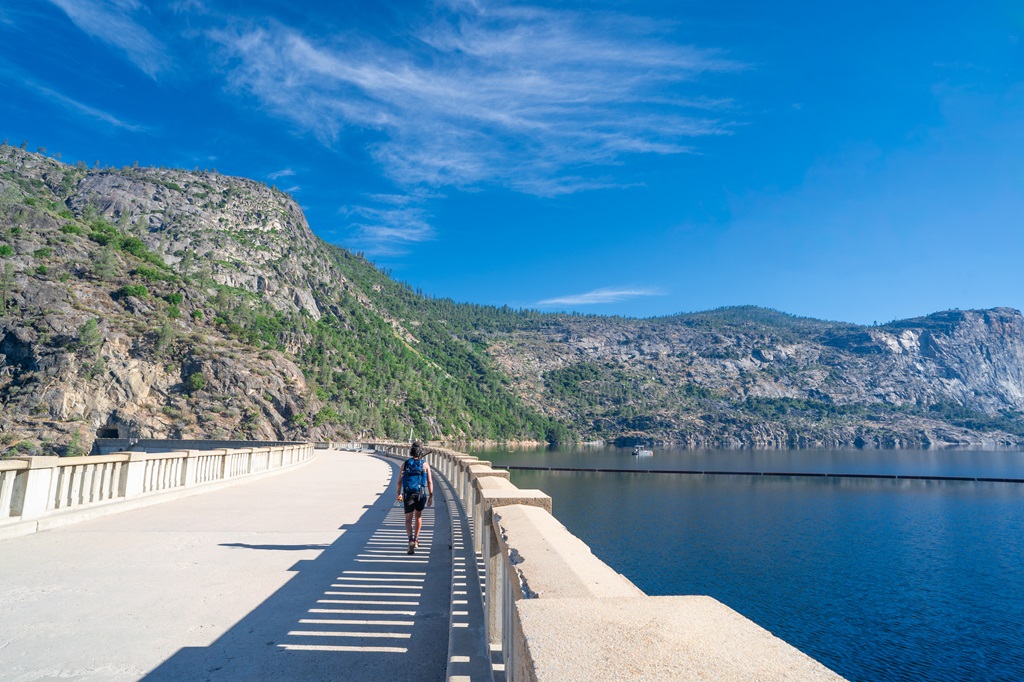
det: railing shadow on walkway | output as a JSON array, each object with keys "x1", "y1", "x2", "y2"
[{"x1": 142, "y1": 456, "x2": 451, "y2": 682}]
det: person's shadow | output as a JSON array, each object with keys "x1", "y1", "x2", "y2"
[{"x1": 143, "y1": 457, "x2": 450, "y2": 681}]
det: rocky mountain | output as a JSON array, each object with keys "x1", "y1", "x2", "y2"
[
  {"x1": 1, "y1": 144, "x2": 1022, "y2": 455},
  {"x1": 487, "y1": 307, "x2": 1024, "y2": 448}
]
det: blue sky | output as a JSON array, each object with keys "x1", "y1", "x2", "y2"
[{"x1": 1, "y1": 1, "x2": 1021, "y2": 324}]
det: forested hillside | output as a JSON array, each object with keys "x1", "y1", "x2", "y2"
[{"x1": 0, "y1": 145, "x2": 565, "y2": 455}]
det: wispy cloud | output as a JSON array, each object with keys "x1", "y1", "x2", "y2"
[
  {"x1": 267, "y1": 168, "x2": 295, "y2": 180},
  {"x1": 341, "y1": 195, "x2": 437, "y2": 256},
  {"x1": 47, "y1": 0, "x2": 171, "y2": 77},
  {"x1": 11, "y1": 71, "x2": 146, "y2": 131},
  {"x1": 208, "y1": 1, "x2": 743, "y2": 197},
  {"x1": 537, "y1": 287, "x2": 664, "y2": 306}
]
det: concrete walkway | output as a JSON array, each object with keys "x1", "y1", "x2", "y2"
[{"x1": 0, "y1": 450, "x2": 452, "y2": 681}]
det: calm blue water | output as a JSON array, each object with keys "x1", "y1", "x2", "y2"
[{"x1": 470, "y1": 445, "x2": 1024, "y2": 682}]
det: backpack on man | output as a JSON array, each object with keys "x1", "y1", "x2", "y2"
[{"x1": 402, "y1": 457, "x2": 427, "y2": 497}]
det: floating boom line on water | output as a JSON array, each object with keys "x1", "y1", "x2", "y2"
[{"x1": 493, "y1": 465, "x2": 1024, "y2": 484}]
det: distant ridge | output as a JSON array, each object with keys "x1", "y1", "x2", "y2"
[{"x1": 659, "y1": 305, "x2": 852, "y2": 331}]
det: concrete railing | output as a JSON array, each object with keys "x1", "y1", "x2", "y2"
[
  {"x1": 322, "y1": 441, "x2": 363, "y2": 451},
  {"x1": 91, "y1": 438, "x2": 312, "y2": 455},
  {"x1": 0, "y1": 443, "x2": 314, "y2": 539},
  {"x1": 369, "y1": 441, "x2": 845, "y2": 681}
]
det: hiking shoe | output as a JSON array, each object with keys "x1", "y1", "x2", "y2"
[
  {"x1": 413, "y1": 537, "x2": 419, "y2": 549},
  {"x1": 407, "y1": 540, "x2": 415, "y2": 555}
]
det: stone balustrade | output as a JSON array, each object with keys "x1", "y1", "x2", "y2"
[
  {"x1": 0, "y1": 443, "x2": 314, "y2": 540},
  {"x1": 368, "y1": 441, "x2": 845, "y2": 682}
]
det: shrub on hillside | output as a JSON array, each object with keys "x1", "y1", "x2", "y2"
[
  {"x1": 133, "y1": 265, "x2": 175, "y2": 282},
  {"x1": 91, "y1": 247, "x2": 118, "y2": 279},
  {"x1": 87, "y1": 221, "x2": 167, "y2": 269},
  {"x1": 117, "y1": 284, "x2": 148, "y2": 299},
  {"x1": 186, "y1": 371, "x2": 206, "y2": 393}
]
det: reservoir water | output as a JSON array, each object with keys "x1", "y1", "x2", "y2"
[{"x1": 468, "y1": 445, "x2": 1024, "y2": 682}]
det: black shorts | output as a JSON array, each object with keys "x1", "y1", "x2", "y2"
[{"x1": 403, "y1": 490, "x2": 427, "y2": 514}]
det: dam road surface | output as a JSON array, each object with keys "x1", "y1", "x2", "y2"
[{"x1": 0, "y1": 449, "x2": 452, "y2": 681}]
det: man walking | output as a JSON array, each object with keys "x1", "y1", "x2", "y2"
[{"x1": 397, "y1": 442, "x2": 433, "y2": 554}]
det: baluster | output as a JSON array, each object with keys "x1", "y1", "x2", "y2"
[
  {"x1": 83, "y1": 464, "x2": 95, "y2": 503},
  {"x1": 0, "y1": 470, "x2": 14, "y2": 518},
  {"x1": 111, "y1": 461, "x2": 122, "y2": 498},
  {"x1": 96, "y1": 463, "x2": 108, "y2": 501},
  {"x1": 54, "y1": 464, "x2": 70, "y2": 507}
]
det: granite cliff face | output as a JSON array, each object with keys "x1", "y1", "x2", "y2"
[
  {"x1": 0, "y1": 149, "x2": 327, "y2": 453},
  {"x1": 1, "y1": 145, "x2": 1022, "y2": 454}
]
